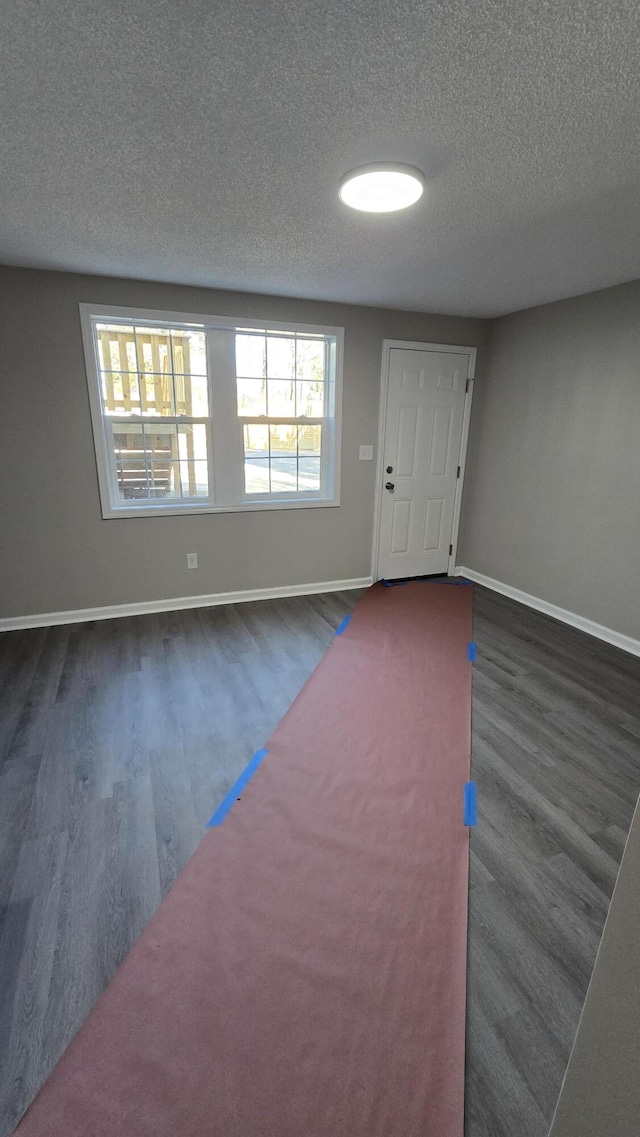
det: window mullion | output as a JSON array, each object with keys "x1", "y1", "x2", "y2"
[{"x1": 207, "y1": 329, "x2": 243, "y2": 504}]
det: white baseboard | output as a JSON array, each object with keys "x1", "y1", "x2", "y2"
[
  {"x1": 455, "y1": 566, "x2": 640, "y2": 659},
  {"x1": 0, "y1": 577, "x2": 373, "y2": 633}
]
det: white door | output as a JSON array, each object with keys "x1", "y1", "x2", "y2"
[{"x1": 376, "y1": 344, "x2": 473, "y2": 580}]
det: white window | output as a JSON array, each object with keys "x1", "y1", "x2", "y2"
[{"x1": 80, "y1": 304, "x2": 343, "y2": 518}]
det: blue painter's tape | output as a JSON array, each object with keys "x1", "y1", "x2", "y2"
[
  {"x1": 206, "y1": 748, "x2": 269, "y2": 828},
  {"x1": 335, "y1": 615, "x2": 351, "y2": 635},
  {"x1": 464, "y1": 781, "x2": 477, "y2": 826},
  {"x1": 381, "y1": 578, "x2": 408, "y2": 588},
  {"x1": 467, "y1": 642, "x2": 477, "y2": 661}
]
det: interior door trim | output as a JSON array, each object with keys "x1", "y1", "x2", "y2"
[{"x1": 371, "y1": 339, "x2": 477, "y2": 581}]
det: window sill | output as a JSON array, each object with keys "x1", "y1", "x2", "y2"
[{"x1": 101, "y1": 497, "x2": 341, "y2": 519}]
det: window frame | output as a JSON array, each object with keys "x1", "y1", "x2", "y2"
[{"x1": 80, "y1": 304, "x2": 343, "y2": 519}]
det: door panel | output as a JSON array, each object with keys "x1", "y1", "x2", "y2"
[
  {"x1": 377, "y1": 347, "x2": 470, "y2": 579},
  {"x1": 423, "y1": 497, "x2": 444, "y2": 551},
  {"x1": 429, "y1": 405, "x2": 454, "y2": 475},
  {"x1": 391, "y1": 499, "x2": 413, "y2": 555},
  {"x1": 396, "y1": 406, "x2": 419, "y2": 476}
]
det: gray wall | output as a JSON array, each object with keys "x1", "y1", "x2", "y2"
[
  {"x1": 0, "y1": 266, "x2": 487, "y2": 618},
  {"x1": 458, "y1": 279, "x2": 640, "y2": 639}
]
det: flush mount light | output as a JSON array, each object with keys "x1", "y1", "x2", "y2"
[{"x1": 338, "y1": 163, "x2": 425, "y2": 213}]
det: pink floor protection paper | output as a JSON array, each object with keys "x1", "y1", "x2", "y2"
[{"x1": 14, "y1": 580, "x2": 474, "y2": 1137}]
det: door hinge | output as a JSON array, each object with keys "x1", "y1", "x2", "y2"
[
  {"x1": 465, "y1": 377, "x2": 470, "y2": 393},
  {"x1": 457, "y1": 465, "x2": 461, "y2": 478},
  {"x1": 449, "y1": 544, "x2": 453, "y2": 556}
]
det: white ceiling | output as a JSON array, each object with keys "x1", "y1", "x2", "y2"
[{"x1": 1, "y1": 0, "x2": 639, "y2": 317}]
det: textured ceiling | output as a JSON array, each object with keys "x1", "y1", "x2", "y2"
[{"x1": 1, "y1": 0, "x2": 639, "y2": 316}]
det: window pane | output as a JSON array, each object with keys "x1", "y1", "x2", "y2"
[
  {"x1": 179, "y1": 460, "x2": 209, "y2": 498},
  {"x1": 236, "y1": 334, "x2": 266, "y2": 378},
  {"x1": 296, "y1": 381, "x2": 324, "y2": 417},
  {"x1": 178, "y1": 423, "x2": 207, "y2": 462},
  {"x1": 244, "y1": 458, "x2": 270, "y2": 494},
  {"x1": 177, "y1": 428, "x2": 208, "y2": 497},
  {"x1": 112, "y1": 430, "x2": 135, "y2": 453},
  {"x1": 267, "y1": 336, "x2": 295, "y2": 379},
  {"x1": 111, "y1": 424, "x2": 144, "y2": 462},
  {"x1": 140, "y1": 373, "x2": 175, "y2": 416},
  {"x1": 114, "y1": 452, "x2": 206, "y2": 501},
  {"x1": 144, "y1": 424, "x2": 178, "y2": 460},
  {"x1": 267, "y1": 379, "x2": 295, "y2": 416},
  {"x1": 97, "y1": 330, "x2": 115, "y2": 372},
  {"x1": 171, "y1": 329, "x2": 206, "y2": 375},
  {"x1": 244, "y1": 424, "x2": 269, "y2": 458},
  {"x1": 112, "y1": 424, "x2": 209, "y2": 501},
  {"x1": 174, "y1": 373, "x2": 208, "y2": 416},
  {"x1": 116, "y1": 461, "x2": 148, "y2": 500},
  {"x1": 135, "y1": 329, "x2": 172, "y2": 374},
  {"x1": 270, "y1": 458, "x2": 298, "y2": 492},
  {"x1": 298, "y1": 457, "x2": 321, "y2": 491},
  {"x1": 97, "y1": 325, "x2": 208, "y2": 417},
  {"x1": 149, "y1": 461, "x2": 180, "y2": 498},
  {"x1": 241, "y1": 423, "x2": 325, "y2": 497},
  {"x1": 270, "y1": 424, "x2": 297, "y2": 456},
  {"x1": 298, "y1": 424, "x2": 321, "y2": 456},
  {"x1": 96, "y1": 325, "x2": 137, "y2": 372},
  {"x1": 237, "y1": 378, "x2": 267, "y2": 416},
  {"x1": 296, "y1": 338, "x2": 324, "y2": 383},
  {"x1": 101, "y1": 371, "x2": 141, "y2": 415}
]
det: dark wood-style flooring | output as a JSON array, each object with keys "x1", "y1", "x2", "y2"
[{"x1": 1, "y1": 584, "x2": 639, "y2": 1137}]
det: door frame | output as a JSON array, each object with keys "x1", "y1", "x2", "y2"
[{"x1": 371, "y1": 339, "x2": 477, "y2": 581}]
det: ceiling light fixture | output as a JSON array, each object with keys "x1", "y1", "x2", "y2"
[{"x1": 339, "y1": 163, "x2": 425, "y2": 213}]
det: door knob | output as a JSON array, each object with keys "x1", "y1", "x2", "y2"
[{"x1": 385, "y1": 481, "x2": 395, "y2": 492}]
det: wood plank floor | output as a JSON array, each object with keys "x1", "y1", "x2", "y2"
[{"x1": 1, "y1": 584, "x2": 639, "y2": 1137}]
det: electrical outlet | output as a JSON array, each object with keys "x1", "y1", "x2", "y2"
[
  {"x1": 186, "y1": 553, "x2": 198, "y2": 569},
  {"x1": 359, "y1": 444, "x2": 374, "y2": 461}
]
